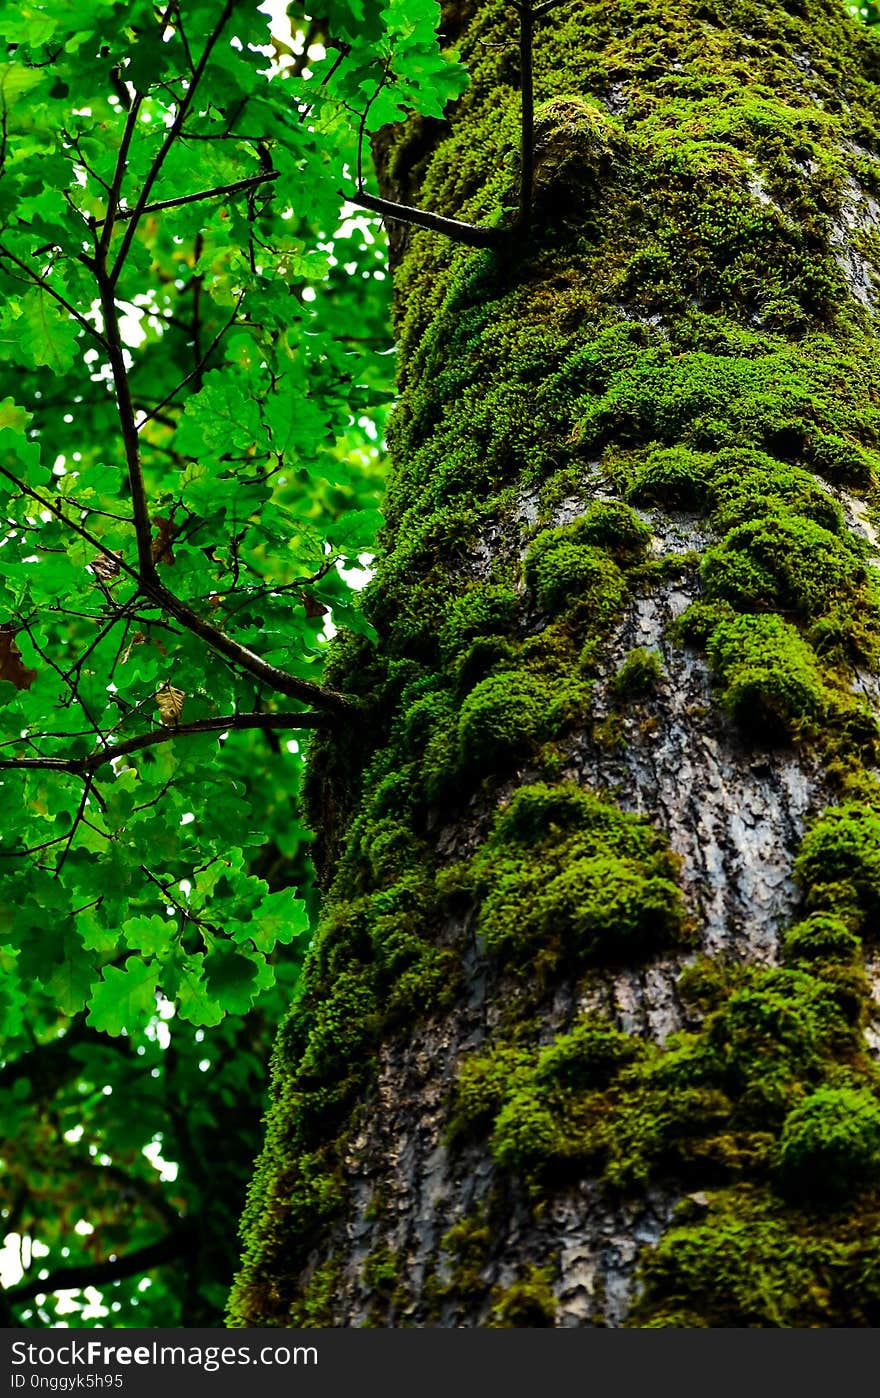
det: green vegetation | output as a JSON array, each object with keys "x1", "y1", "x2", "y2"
[{"x1": 4, "y1": 0, "x2": 878, "y2": 1332}]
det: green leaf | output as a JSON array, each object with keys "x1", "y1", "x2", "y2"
[
  {"x1": 8, "y1": 288, "x2": 82, "y2": 372},
  {"x1": 123, "y1": 914, "x2": 178, "y2": 955},
  {"x1": 246, "y1": 888, "x2": 310, "y2": 952},
  {"x1": 87, "y1": 957, "x2": 160, "y2": 1036},
  {"x1": 203, "y1": 945, "x2": 263, "y2": 1014}
]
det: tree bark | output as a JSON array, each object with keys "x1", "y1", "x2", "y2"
[{"x1": 229, "y1": 0, "x2": 880, "y2": 1327}]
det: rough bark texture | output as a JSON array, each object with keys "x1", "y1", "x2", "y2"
[{"x1": 229, "y1": 0, "x2": 880, "y2": 1328}]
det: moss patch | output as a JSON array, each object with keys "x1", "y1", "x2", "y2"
[{"x1": 442, "y1": 782, "x2": 692, "y2": 976}]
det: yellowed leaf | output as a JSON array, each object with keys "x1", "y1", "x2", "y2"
[{"x1": 156, "y1": 682, "x2": 185, "y2": 727}]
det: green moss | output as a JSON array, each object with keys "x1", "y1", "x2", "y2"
[
  {"x1": 525, "y1": 528, "x2": 627, "y2": 617},
  {"x1": 708, "y1": 451, "x2": 845, "y2": 535},
  {"x1": 628, "y1": 1185, "x2": 880, "y2": 1328},
  {"x1": 777, "y1": 1086, "x2": 880, "y2": 1200},
  {"x1": 290, "y1": 1258, "x2": 342, "y2": 1327},
  {"x1": 795, "y1": 801, "x2": 880, "y2": 923},
  {"x1": 706, "y1": 612, "x2": 826, "y2": 738},
  {"x1": 702, "y1": 515, "x2": 863, "y2": 617},
  {"x1": 627, "y1": 446, "x2": 714, "y2": 510},
  {"x1": 532, "y1": 95, "x2": 626, "y2": 208},
  {"x1": 535, "y1": 1015, "x2": 644, "y2": 1090},
  {"x1": 782, "y1": 914, "x2": 862, "y2": 966},
  {"x1": 436, "y1": 1214, "x2": 493, "y2": 1315},
  {"x1": 458, "y1": 670, "x2": 579, "y2": 770},
  {"x1": 297, "y1": 970, "x2": 380, "y2": 1083},
  {"x1": 363, "y1": 1245, "x2": 406, "y2": 1323},
  {"x1": 809, "y1": 431, "x2": 877, "y2": 488},
  {"x1": 447, "y1": 1043, "x2": 535, "y2": 1144},
  {"x1": 700, "y1": 513, "x2": 880, "y2": 665},
  {"x1": 574, "y1": 500, "x2": 653, "y2": 563},
  {"x1": 611, "y1": 647, "x2": 664, "y2": 700},
  {"x1": 440, "y1": 585, "x2": 519, "y2": 659},
  {"x1": 450, "y1": 951, "x2": 868, "y2": 1191},
  {"x1": 459, "y1": 781, "x2": 691, "y2": 973},
  {"x1": 487, "y1": 1266, "x2": 558, "y2": 1327}
]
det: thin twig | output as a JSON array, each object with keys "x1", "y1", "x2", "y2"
[
  {"x1": 99, "y1": 92, "x2": 146, "y2": 255},
  {"x1": 0, "y1": 460, "x2": 353, "y2": 714},
  {"x1": 137, "y1": 294, "x2": 243, "y2": 427},
  {"x1": 347, "y1": 190, "x2": 504, "y2": 248},
  {"x1": 110, "y1": 0, "x2": 239, "y2": 284},
  {"x1": 0, "y1": 710, "x2": 330, "y2": 775},
  {"x1": 94, "y1": 253, "x2": 159, "y2": 587},
  {"x1": 94, "y1": 171, "x2": 279, "y2": 226},
  {"x1": 0, "y1": 244, "x2": 107, "y2": 347},
  {"x1": 55, "y1": 776, "x2": 93, "y2": 875}
]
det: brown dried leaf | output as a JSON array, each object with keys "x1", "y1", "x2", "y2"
[
  {"x1": 156, "y1": 682, "x2": 185, "y2": 727},
  {"x1": 302, "y1": 592, "x2": 328, "y2": 619},
  {"x1": 151, "y1": 515, "x2": 178, "y2": 567},
  {"x1": 120, "y1": 631, "x2": 146, "y2": 667},
  {"x1": 90, "y1": 550, "x2": 123, "y2": 582},
  {"x1": 0, "y1": 628, "x2": 37, "y2": 690}
]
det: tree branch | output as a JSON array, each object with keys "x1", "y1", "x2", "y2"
[
  {"x1": 94, "y1": 253, "x2": 160, "y2": 587},
  {"x1": 0, "y1": 464, "x2": 352, "y2": 716},
  {"x1": 0, "y1": 244, "x2": 107, "y2": 348},
  {"x1": 149, "y1": 579, "x2": 352, "y2": 712},
  {"x1": 98, "y1": 89, "x2": 146, "y2": 255},
  {"x1": 6, "y1": 1226, "x2": 196, "y2": 1305},
  {"x1": 347, "y1": 190, "x2": 504, "y2": 248},
  {"x1": 96, "y1": 171, "x2": 279, "y2": 226},
  {"x1": 110, "y1": 0, "x2": 238, "y2": 284},
  {"x1": 0, "y1": 709, "x2": 331, "y2": 775}
]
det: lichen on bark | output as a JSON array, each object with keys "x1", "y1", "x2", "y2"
[{"x1": 228, "y1": 0, "x2": 880, "y2": 1328}]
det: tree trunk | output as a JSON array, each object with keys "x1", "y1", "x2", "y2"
[{"x1": 228, "y1": 0, "x2": 880, "y2": 1328}]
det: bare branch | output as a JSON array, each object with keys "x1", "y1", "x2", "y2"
[
  {"x1": 95, "y1": 171, "x2": 279, "y2": 226},
  {"x1": 347, "y1": 190, "x2": 504, "y2": 248},
  {"x1": 6, "y1": 1226, "x2": 196, "y2": 1305},
  {"x1": 0, "y1": 709, "x2": 331, "y2": 776}
]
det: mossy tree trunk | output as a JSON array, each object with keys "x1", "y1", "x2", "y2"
[{"x1": 229, "y1": 0, "x2": 880, "y2": 1327}]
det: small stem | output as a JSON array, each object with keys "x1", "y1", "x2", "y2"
[
  {"x1": 0, "y1": 244, "x2": 107, "y2": 348},
  {"x1": 93, "y1": 171, "x2": 279, "y2": 226},
  {"x1": 95, "y1": 254, "x2": 159, "y2": 587},
  {"x1": 347, "y1": 190, "x2": 504, "y2": 248},
  {"x1": 110, "y1": 0, "x2": 238, "y2": 284},
  {"x1": 0, "y1": 710, "x2": 330, "y2": 775}
]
